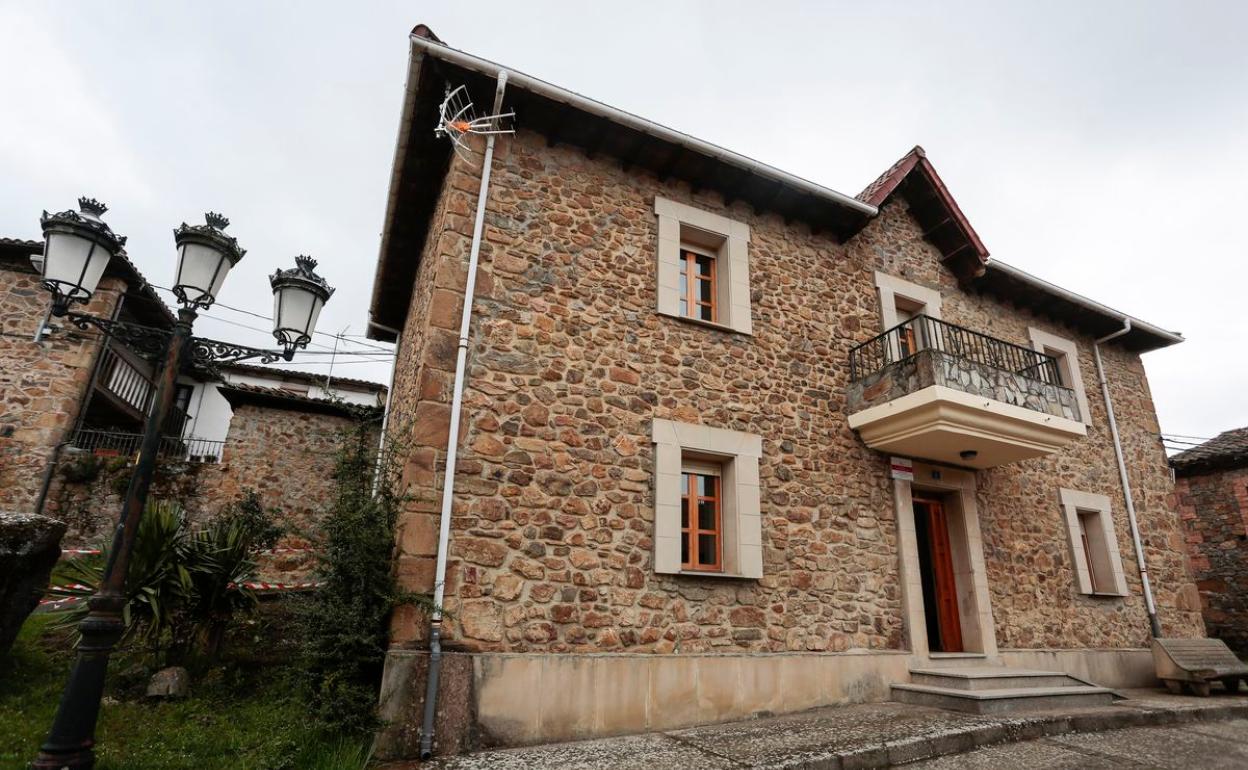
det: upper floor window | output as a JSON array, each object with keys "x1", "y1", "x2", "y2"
[
  {"x1": 654, "y1": 196, "x2": 752, "y2": 334},
  {"x1": 874, "y1": 272, "x2": 943, "y2": 361},
  {"x1": 1028, "y1": 328, "x2": 1091, "y2": 426},
  {"x1": 680, "y1": 249, "x2": 717, "y2": 323}
]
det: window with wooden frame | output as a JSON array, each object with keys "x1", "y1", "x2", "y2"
[
  {"x1": 654, "y1": 196, "x2": 752, "y2": 334},
  {"x1": 680, "y1": 461, "x2": 722, "y2": 571},
  {"x1": 652, "y1": 419, "x2": 763, "y2": 579},
  {"x1": 678, "y1": 249, "x2": 717, "y2": 323},
  {"x1": 1058, "y1": 488, "x2": 1128, "y2": 596},
  {"x1": 1076, "y1": 511, "x2": 1100, "y2": 591}
]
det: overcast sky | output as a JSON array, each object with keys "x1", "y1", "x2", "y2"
[{"x1": 2, "y1": 2, "x2": 1244, "y2": 447}]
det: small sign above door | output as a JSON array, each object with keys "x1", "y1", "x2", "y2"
[{"x1": 890, "y1": 456, "x2": 914, "y2": 481}]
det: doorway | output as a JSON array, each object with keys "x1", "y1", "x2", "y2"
[{"x1": 913, "y1": 495, "x2": 963, "y2": 653}]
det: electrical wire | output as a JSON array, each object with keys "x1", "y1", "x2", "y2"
[{"x1": 145, "y1": 283, "x2": 394, "y2": 353}]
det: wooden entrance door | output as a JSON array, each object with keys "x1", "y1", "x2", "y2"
[{"x1": 913, "y1": 497, "x2": 963, "y2": 653}]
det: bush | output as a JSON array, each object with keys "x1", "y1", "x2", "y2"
[
  {"x1": 300, "y1": 422, "x2": 430, "y2": 734},
  {"x1": 60, "y1": 452, "x2": 102, "y2": 483},
  {"x1": 47, "y1": 498, "x2": 275, "y2": 666},
  {"x1": 217, "y1": 489, "x2": 284, "y2": 552}
]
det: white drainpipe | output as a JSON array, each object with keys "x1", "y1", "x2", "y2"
[
  {"x1": 419, "y1": 70, "x2": 509, "y2": 760},
  {"x1": 1093, "y1": 319, "x2": 1162, "y2": 638}
]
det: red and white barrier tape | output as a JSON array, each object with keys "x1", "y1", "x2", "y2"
[
  {"x1": 60, "y1": 547, "x2": 318, "y2": 558},
  {"x1": 232, "y1": 580, "x2": 322, "y2": 591},
  {"x1": 39, "y1": 581, "x2": 322, "y2": 606}
]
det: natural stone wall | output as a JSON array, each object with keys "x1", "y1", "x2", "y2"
[
  {"x1": 0, "y1": 266, "x2": 122, "y2": 515},
  {"x1": 1175, "y1": 466, "x2": 1248, "y2": 654},
  {"x1": 387, "y1": 129, "x2": 1201, "y2": 657},
  {"x1": 848, "y1": 348, "x2": 1080, "y2": 422},
  {"x1": 49, "y1": 403, "x2": 375, "y2": 576}
]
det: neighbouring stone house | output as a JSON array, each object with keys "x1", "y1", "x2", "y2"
[
  {"x1": 367, "y1": 26, "x2": 1203, "y2": 755},
  {"x1": 1171, "y1": 428, "x2": 1248, "y2": 654},
  {"x1": 0, "y1": 234, "x2": 387, "y2": 568},
  {"x1": 0, "y1": 235, "x2": 173, "y2": 515},
  {"x1": 51, "y1": 372, "x2": 386, "y2": 551}
]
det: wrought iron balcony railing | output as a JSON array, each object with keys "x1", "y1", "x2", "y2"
[
  {"x1": 848, "y1": 314, "x2": 1062, "y2": 385},
  {"x1": 71, "y1": 428, "x2": 225, "y2": 464}
]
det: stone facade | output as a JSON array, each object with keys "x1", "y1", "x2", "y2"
[
  {"x1": 385, "y1": 128, "x2": 1202, "y2": 664},
  {"x1": 0, "y1": 263, "x2": 120, "y2": 515},
  {"x1": 1175, "y1": 466, "x2": 1248, "y2": 654}
]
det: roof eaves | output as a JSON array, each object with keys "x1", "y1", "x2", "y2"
[
  {"x1": 219, "y1": 382, "x2": 384, "y2": 419},
  {"x1": 985, "y1": 260, "x2": 1183, "y2": 348},
  {"x1": 221, "y1": 361, "x2": 388, "y2": 392},
  {"x1": 406, "y1": 32, "x2": 877, "y2": 220}
]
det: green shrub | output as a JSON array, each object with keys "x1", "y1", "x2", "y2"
[
  {"x1": 217, "y1": 489, "x2": 284, "y2": 552},
  {"x1": 60, "y1": 452, "x2": 102, "y2": 483},
  {"x1": 47, "y1": 499, "x2": 270, "y2": 666},
  {"x1": 300, "y1": 422, "x2": 431, "y2": 734}
]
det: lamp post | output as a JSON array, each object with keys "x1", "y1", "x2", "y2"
[{"x1": 32, "y1": 198, "x2": 334, "y2": 770}]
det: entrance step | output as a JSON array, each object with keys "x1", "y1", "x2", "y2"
[
  {"x1": 892, "y1": 666, "x2": 1116, "y2": 715},
  {"x1": 910, "y1": 666, "x2": 1079, "y2": 691}
]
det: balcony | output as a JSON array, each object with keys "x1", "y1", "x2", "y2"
[
  {"x1": 846, "y1": 315, "x2": 1086, "y2": 468},
  {"x1": 71, "y1": 429, "x2": 225, "y2": 464}
]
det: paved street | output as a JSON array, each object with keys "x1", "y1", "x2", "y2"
[
  {"x1": 403, "y1": 690, "x2": 1248, "y2": 769},
  {"x1": 909, "y1": 718, "x2": 1248, "y2": 768}
]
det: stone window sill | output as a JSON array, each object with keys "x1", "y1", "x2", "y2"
[
  {"x1": 1081, "y1": 591, "x2": 1128, "y2": 599},
  {"x1": 658, "y1": 311, "x2": 743, "y2": 336},
  {"x1": 671, "y1": 569, "x2": 758, "y2": 580}
]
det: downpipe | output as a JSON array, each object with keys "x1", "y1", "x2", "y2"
[
  {"x1": 1093, "y1": 319, "x2": 1163, "y2": 638},
  {"x1": 419, "y1": 70, "x2": 508, "y2": 761}
]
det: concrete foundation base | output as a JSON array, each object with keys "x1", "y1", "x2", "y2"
[{"x1": 374, "y1": 646, "x2": 1160, "y2": 759}]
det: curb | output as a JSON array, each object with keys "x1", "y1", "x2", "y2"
[{"x1": 765, "y1": 701, "x2": 1248, "y2": 769}]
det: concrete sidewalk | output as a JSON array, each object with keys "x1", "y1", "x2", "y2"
[{"x1": 395, "y1": 689, "x2": 1248, "y2": 769}]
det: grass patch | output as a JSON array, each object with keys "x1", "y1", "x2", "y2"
[{"x1": 0, "y1": 611, "x2": 372, "y2": 770}]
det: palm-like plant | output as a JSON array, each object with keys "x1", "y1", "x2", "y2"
[{"x1": 47, "y1": 499, "x2": 259, "y2": 664}]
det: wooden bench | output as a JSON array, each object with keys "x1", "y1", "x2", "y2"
[{"x1": 1151, "y1": 638, "x2": 1248, "y2": 696}]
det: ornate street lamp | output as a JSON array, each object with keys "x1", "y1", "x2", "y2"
[
  {"x1": 171, "y1": 212, "x2": 245, "y2": 309},
  {"x1": 39, "y1": 198, "x2": 127, "y2": 316},
  {"x1": 271, "y1": 255, "x2": 335, "y2": 359},
  {"x1": 33, "y1": 199, "x2": 334, "y2": 770}
]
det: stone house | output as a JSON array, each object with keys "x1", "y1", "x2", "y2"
[
  {"x1": 51, "y1": 368, "x2": 386, "y2": 556},
  {"x1": 0, "y1": 235, "x2": 173, "y2": 515},
  {"x1": 367, "y1": 26, "x2": 1203, "y2": 755},
  {"x1": 1172, "y1": 428, "x2": 1248, "y2": 654},
  {"x1": 0, "y1": 234, "x2": 386, "y2": 565}
]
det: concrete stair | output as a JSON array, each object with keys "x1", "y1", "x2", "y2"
[{"x1": 891, "y1": 665, "x2": 1116, "y2": 715}]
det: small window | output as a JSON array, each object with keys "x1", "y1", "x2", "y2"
[
  {"x1": 654, "y1": 196, "x2": 752, "y2": 334},
  {"x1": 1059, "y1": 488, "x2": 1128, "y2": 596},
  {"x1": 679, "y1": 249, "x2": 717, "y2": 323},
  {"x1": 1076, "y1": 511, "x2": 1099, "y2": 589},
  {"x1": 1028, "y1": 328, "x2": 1091, "y2": 426},
  {"x1": 681, "y1": 463, "x2": 722, "y2": 571}
]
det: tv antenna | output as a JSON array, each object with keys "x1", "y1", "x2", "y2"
[{"x1": 435, "y1": 84, "x2": 515, "y2": 160}]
